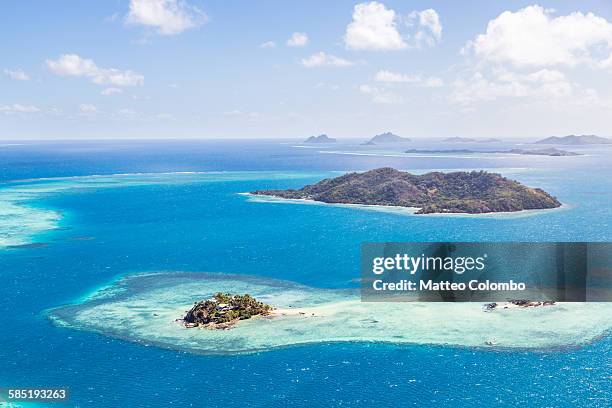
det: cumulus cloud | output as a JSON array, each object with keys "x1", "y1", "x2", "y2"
[
  {"x1": 259, "y1": 41, "x2": 276, "y2": 49},
  {"x1": 359, "y1": 84, "x2": 402, "y2": 104},
  {"x1": 344, "y1": 2, "x2": 406, "y2": 50},
  {"x1": 0, "y1": 104, "x2": 40, "y2": 114},
  {"x1": 344, "y1": 3, "x2": 442, "y2": 50},
  {"x1": 125, "y1": 0, "x2": 207, "y2": 35},
  {"x1": 286, "y1": 32, "x2": 309, "y2": 47},
  {"x1": 302, "y1": 52, "x2": 353, "y2": 67},
  {"x1": 46, "y1": 54, "x2": 144, "y2": 86},
  {"x1": 407, "y1": 9, "x2": 442, "y2": 47},
  {"x1": 3, "y1": 68, "x2": 30, "y2": 81},
  {"x1": 464, "y1": 5, "x2": 612, "y2": 68},
  {"x1": 374, "y1": 70, "x2": 443, "y2": 87}
]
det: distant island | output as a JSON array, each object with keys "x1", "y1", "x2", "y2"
[
  {"x1": 362, "y1": 132, "x2": 410, "y2": 145},
  {"x1": 404, "y1": 147, "x2": 580, "y2": 157},
  {"x1": 183, "y1": 293, "x2": 272, "y2": 329},
  {"x1": 443, "y1": 137, "x2": 502, "y2": 143},
  {"x1": 304, "y1": 134, "x2": 336, "y2": 143},
  {"x1": 535, "y1": 135, "x2": 611, "y2": 145},
  {"x1": 251, "y1": 167, "x2": 561, "y2": 214}
]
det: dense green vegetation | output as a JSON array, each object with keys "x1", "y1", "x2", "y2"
[
  {"x1": 183, "y1": 293, "x2": 272, "y2": 328},
  {"x1": 251, "y1": 167, "x2": 561, "y2": 214}
]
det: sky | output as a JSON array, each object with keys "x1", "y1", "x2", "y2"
[{"x1": 2, "y1": 0, "x2": 612, "y2": 140}]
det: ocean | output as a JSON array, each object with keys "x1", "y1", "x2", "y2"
[{"x1": 0, "y1": 139, "x2": 610, "y2": 407}]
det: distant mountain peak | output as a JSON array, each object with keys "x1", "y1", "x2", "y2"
[
  {"x1": 364, "y1": 132, "x2": 410, "y2": 144},
  {"x1": 304, "y1": 134, "x2": 336, "y2": 143}
]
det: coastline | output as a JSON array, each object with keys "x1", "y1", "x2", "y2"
[
  {"x1": 47, "y1": 272, "x2": 612, "y2": 355},
  {"x1": 242, "y1": 193, "x2": 569, "y2": 219}
]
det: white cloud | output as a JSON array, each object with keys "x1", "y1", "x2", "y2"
[
  {"x1": 286, "y1": 32, "x2": 309, "y2": 47},
  {"x1": 407, "y1": 9, "x2": 442, "y2": 47},
  {"x1": 46, "y1": 54, "x2": 144, "y2": 86},
  {"x1": 79, "y1": 104, "x2": 99, "y2": 114},
  {"x1": 101, "y1": 87, "x2": 124, "y2": 96},
  {"x1": 375, "y1": 70, "x2": 420, "y2": 83},
  {"x1": 449, "y1": 69, "x2": 586, "y2": 105},
  {"x1": 359, "y1": 84, "x2": 402, "y2": 104},
  {"x1": 125, "y1": 0, "x2": 207, "y2": 35},
  {"x1": 0, "y1": 104, "x2": 39, "y2": 114},
  {"x1": 465, "y1": 5, "x2": 612, "y2": 68},
  {"x1": 3, "y1": 68, "x2": 30, "y2": 81},
  {"x1": 344, "y1": 2, "x2": 406, "y2": 51},
  {"x1": 374, "y1": 70, "x2": 443, "y2": 87},
  {"x1": 301, "y1": 52, "x2": 353, "y2": 67},
  {"x1": 259, "y1": 41, "x2": 276, "y2": 49}
]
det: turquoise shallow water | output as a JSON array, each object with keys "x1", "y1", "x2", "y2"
[
  {"x1": 0, "y1": 140, "x2": 611, "y2": 407},
  {"x1": 48, "y1": 272, "x2": 612, "y2": 354}
]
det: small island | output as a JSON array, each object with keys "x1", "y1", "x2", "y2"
[
  {"x1": 404, "y1": 147, "x2": 580, "y2": 156},
  {"x1": 183, "y1": 292, "x2": 272, "y2": 329},
  {"x1": 362, "y1": 132, "x2": 410, "y2": 145},
  {"x1": 304, "y1": 134, "x2": 337, "y2": 143},
  {"x1": 442, "y1": 137, "x2": 502, "y2": 143},
  {"x1": 251, "y1": 167, "x2": 561, "y2": 214},
  {"x1": 443, "y1": 137, "x2": 476, "y2": 143},
  {"x1": 535, "y1": 135, "x2": 611, "y2": 145}
]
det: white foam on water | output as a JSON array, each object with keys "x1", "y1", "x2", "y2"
[{"x1": 48, "y1": 273, "x2": 612, "y2": 355}]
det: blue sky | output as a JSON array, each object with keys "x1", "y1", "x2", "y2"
[{"x1": 2, "y1": 0, "x2": 612, "y2": 139}]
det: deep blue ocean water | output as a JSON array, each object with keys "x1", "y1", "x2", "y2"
[{"x1": 0, "y1": 140, "x2": 610, "y2": 407}]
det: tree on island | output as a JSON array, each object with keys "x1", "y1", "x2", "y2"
[{"x1": 183, "y1": 293, "x2": 272, "y2": 329}]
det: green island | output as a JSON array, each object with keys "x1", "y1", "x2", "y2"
[
  {"x1": 183, "y1": 293, "x2": 272, "y2": 329},
  {"x1": 251, "y1": 167, "x2": 561, "y2": 214}
]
